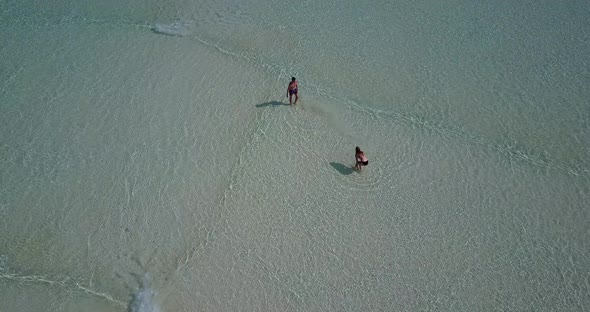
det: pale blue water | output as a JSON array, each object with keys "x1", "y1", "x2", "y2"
[{"x1": 1, "y1": 1, "x2": 589, "y2": 311}]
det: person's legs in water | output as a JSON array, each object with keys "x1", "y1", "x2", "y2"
[{"x1": 289, "y1": 89, "x2": 298, "y2": 104}]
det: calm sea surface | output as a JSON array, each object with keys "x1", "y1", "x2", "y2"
[{"x1": 1, "y1": 0, "x2": 589, "y2": 311}]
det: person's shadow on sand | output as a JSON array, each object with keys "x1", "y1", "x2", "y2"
[
  {"x1": 255, "y1": 101, "x2": 290, "y2": 108},
  {"x1": 329, "y1": 162, "x2": 354, "y2": 175}
]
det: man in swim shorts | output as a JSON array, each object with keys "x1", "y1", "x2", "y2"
[
  {"x1": 355, "y1": 146, "x2": 368, "y2": 170},
  {"x1": 287, "y1": 77, "x2": 298, "y2": 105}
]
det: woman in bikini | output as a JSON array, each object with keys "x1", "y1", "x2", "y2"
[{"x1": 355, "y1": 146, "x2": 368, "y2": 170}]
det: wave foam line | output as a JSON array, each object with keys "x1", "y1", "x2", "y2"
[
  {"x1": 3, "y1": 12, "x2": 585, "y2": 178},
  {"x1": 185, "y1": 30, "x2": 589, "y2": 178},
  {"x1": 0, "y1": 272, "x2": 125, "y2": 307},
  {"x1": 0, "y1": 13, "x2": 152, "y2": 29},
  {"x1": 344, "y1": 101, "x2": 590, "y2": 178},
  {"x1": 152, "y1": 22, "x2": 191, "y2": 37}
]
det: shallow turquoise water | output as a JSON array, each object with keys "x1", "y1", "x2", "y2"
[{"x1": 1, "y1": 1, "x2": 589, "y2": 311}]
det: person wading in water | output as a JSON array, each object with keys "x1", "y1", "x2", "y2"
[
  {"x1": 355, "y1": 146, "x2": 368, "y2": 170},
  {"x1": 286, "y1": 77, "x2": 298, "y2": 105}
]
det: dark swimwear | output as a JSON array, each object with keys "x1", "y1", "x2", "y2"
[
  {"x1": 289, "y1": 88, "x2": 298, "y2": 95},
  {"x1": 361, "y1": 160, "x2": 368, "y2": 166}
]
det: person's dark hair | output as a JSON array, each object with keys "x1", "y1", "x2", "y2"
[
  {"x1": 356, "y1": 146, "x2": 360, "y2": 152},
  {"x1": 292, "y1": 77, "x2": 296, "y2": 81}
]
